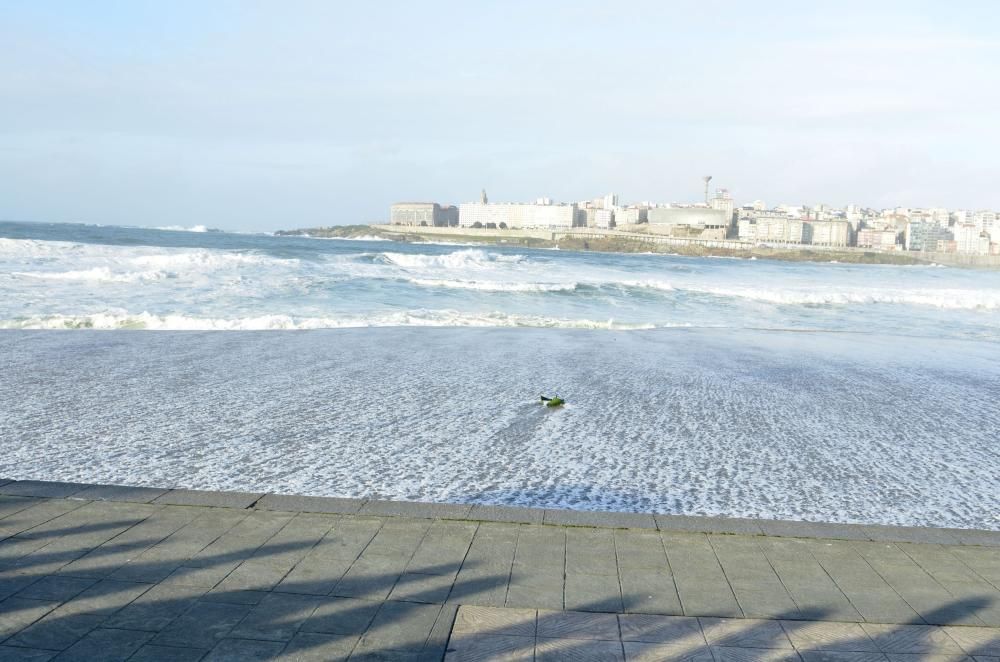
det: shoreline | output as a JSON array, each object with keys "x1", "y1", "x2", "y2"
[
  {"x1": 2, "y1": 478, "x2": 997, "y2": 542},
  {"x1": 276, "y1": 224, "x2": 1000, "y2": 269}
]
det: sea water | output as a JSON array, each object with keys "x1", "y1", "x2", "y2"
[{"x1": 1, "y1": 221, "x2": 998, "y2": 528}]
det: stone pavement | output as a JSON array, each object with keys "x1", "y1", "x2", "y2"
[{"x1": 0, "y1": 480, "x2": 997, "y2": 661}]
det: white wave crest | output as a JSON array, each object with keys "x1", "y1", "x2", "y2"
[
  {"x1": 683, "y1": 286, "x2": 1000, "y2": 310},
  {"x1": 381, "y1": 249, "x2": 526, "y2": 269},
  {"x1": 13, "y1": 267, "x2": 169, "y2": 283},
  {"x1": 1, "y1": 310, "x2": 659, "y2": 331},
  {"x1": 128, "y1": 250, "x2": 294, "y2": 269},
  {"x1": 406, "y1": 278, "x2": 579, "y2": 293},
  {"x1": 155, "y1": 225, "x2": 211, "y2": 232}
]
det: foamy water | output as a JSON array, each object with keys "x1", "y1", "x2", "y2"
[{"x1": 1, "y1": 220, "x2": 998, "y2": 527}]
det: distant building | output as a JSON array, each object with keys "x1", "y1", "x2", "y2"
[
  {"x1": 857, "y1": 228, "x2": 898, "y2": 250},
  {"x1": 647, "y1": 207, "x2": 728, "y2": 228},
  {"x1": 905, "y1": 219, "x2": 951, "y2": 251},
  {"x1": 390, "y1": 202, "x2": 457, "y2": 227},
  {"x1": 710, "y1": 190, "x2": 735, "y2": 226},
  {"x1": 614, "y1": 208, "x2": 648, "y2": 226},
  {"x1": 803, "y1": 220, "x2": 850, "y2": 247},
  {"x1": 954, "y1": 224, "x2": 991, "y2": 255},
  {"x1": 594, "y1": 209, "x2": 614, "y2": 228},
  {"x1": 741, "y1": 213, "x2": 804, "y2": 243},
  {"x1": 458, "y1": 202, "x2": 577, "y2": 229}
]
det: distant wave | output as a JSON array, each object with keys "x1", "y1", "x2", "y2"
[
  {"x1": 380, "y1": 248, "x2": 528, "y2": 269},
  {"x1": 13, "y1": 267, "x2": 171, "y2": 283},
  {"x1": 1, "y1": 310, "x2": 662, "y2": 331},
  {"x1": 154, "y1": 225, "x2": 214, "y2": 233},
  {"x1": 406, "y1": 278, "x2": 581, "y2": 293}
]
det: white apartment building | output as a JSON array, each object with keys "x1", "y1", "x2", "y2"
[
  {"x1": 804, "y1": 220, "x2": 850, "y2": 247},
  {"x1": 954, "y1": 224, "x2": 991, "y2": 255},
  {"x1": 745, "y1": 214, "x2": 805, "y2": 243}
]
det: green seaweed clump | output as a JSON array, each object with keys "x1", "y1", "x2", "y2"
[{"x1": 540, "y1": 395, "x2": 565, "y2": 407}]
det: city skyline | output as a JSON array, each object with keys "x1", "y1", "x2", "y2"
[{"x1": 2, "y1": 1, "x2": 1000, "y2": 232}]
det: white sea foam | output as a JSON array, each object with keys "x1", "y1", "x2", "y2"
[
  {"x1": 0, "y1": 310, "x2": 660, "y2": 331},
  {"x1": 683, "y1": 285, "x2": 1000, "y2": 310},
  {"x1": 13, "y1": 267, "x2": 169, "y2": 283},
  {"x1": 406, "y1": 278, "x2": 580, "y2": 293},
  {"x1": 155, "y1": 224, "x2": 211, "y2": 232},
  {"x1": 380, "y1": 248, "x2": 527, "y2": 269}
]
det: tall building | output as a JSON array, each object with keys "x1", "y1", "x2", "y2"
[
  {"x1": 390, "y1": 202, "x2": 457, "y2": 227},
  {"x1": 905, "y1": 219, "x2": 951, "y2": 251},
  {"x1": 954, "y1": 224, "x2": 990, "y2": 255},
  {"x1": 803, "y1": 220, "x2": 850, "y2": 247},
  {"x1": 710, "y1": 189, "x2": 735, "y2": 226}
]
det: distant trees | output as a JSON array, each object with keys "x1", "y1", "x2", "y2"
[{"x1": 472, "y1": 222, "x2": 483, "y2": 229}]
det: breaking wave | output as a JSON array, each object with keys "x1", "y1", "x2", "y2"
[
  {"x1": 379, "y1": 248, "x2": 528, "y2": 269},
  {"x1": 1, "y1": 310, "x2": 660, "y2": 331}
]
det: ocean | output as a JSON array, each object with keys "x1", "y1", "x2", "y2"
[{"x1": 1, "y1": 220, "x2": 998, "y2": 529}]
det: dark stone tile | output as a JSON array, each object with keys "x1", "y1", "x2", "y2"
[
  {"x1": 9, "y1": 611, "x2": 104, "y2": 651},
  {"x1": 468, "y1": 505, "x2": 544, "y2": 525},
  {"x1": 277, "y1": 632, "x2": 357, "y2": 661},
  {"x1": 128, "y1": 644, "x2": 209, "y2": 662},
  {"x1": 152, "y1": 490, "x2": 263, "y2": 509},
  {"x1": 229, "y1": 593, "x2": 321, "y2": 641},
  {"x1": 358, "y1": 500, "x2": 472, "y2": 520},
  {"x1": 0, "y1": 481, "x2": 89, "y2": 499},
  {"x1": 655, "y1": 515, "x2": 764, "y2": 535},
  {"x1": 255, "y1": 494, "x2": 364, "y2": 515},
  {"x1": 68, "y1": 485, "x2": 169, "y2": 504},
  {"x1": 152, "y1": 602, "x2": 251, "y2": 649},
  {"x1": 941, "y1": 528, "x2": 1000, "y2": 547},
  {"x1": 14, "y1": 576, "x2": 96, "y2": 602},
  {"x1": 203, "y1": 638, "x2": 286, "y2": 661},
  {"x1": 0, "y1": 647, "x2": 56, "y2": 661},
  {"x1": 301, "y1": 597, "x2": 381, "y2": 635},
  {"x1": 53, "y1": 627, "x2": 153, "y2": 661},
  {"x1": 544, "y1": 508, "x2": 656, "y2": 529}
]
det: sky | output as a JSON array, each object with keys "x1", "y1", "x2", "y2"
[{"x1": 1, "y1": 1, "x2": 999, "y2": 232}]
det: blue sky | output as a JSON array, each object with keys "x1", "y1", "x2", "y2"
[{"x1": 1, "y1": 1, "x2": 998, "y2": 231}]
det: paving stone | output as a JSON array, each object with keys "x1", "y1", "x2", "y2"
[
  {"x1": 0, "y1": 646, "x2": 56, "y2": 661},
  {"x1": 0, "y1": 571, "x2": 41, "y2": 602},
  {"x1": 356, "y1": 601, "x2": 442, "y2": 651},
  {"x1": 623, "y1": 641, "x2": 715, "y2": 662},
  {"x1": 203, "y1": 637, "x2": 287, "y2": 661},
  {"x1": 565, "y1": 572, "x2": 623, "y2": 613},
  {"x1": 467, "y1": 505, "x2": 543, "y2": 525},
  {"x1": 0, "y1": 597, "x2": 59, "y2": 641},
  {"x1": 128, "y1": 644, "x2": 210, "y2": 661},
  {"x1": 57, "y1": 578, "x2": 153, "y2": 616},
  {"x1": 0, "y1": 495, "x2": 42, "y2": 520},
  {"x1": 445, "y1": 633, "x2": 534, "y2": 661},
  {"x1": 13, "y1": 576, "x2": 95, "y2": 603},
  {"x1": 942, "y1": 626, "x2": 1000, "y2": 656},
  {"x1": 202, "y1": 587, "x2": 267, "y2": 605},
  {"x1": 230, "y1": 592, "x2": 322, "y2": 641},
  {"x1": 358, "y1": 500, "x2": 472, "y2": 520},
  {"x1": 104, "y1": 583, "x2": 207, "y2": 631},
  {"x1": 797, "y1": 653, "x2": 888, "y2": 662},
  {"x1": 535, "y1": 636, "x2": 625, "y2": 661},
  {"x1": 301, "y1": 596, "x2": 382, "y2": 636},
  {"x1": 544, "y1": 508, "x2": 656, "y2": 530},
  {"x1": 68, "y1": 484, "x2": 170, "y2": 504},
  {"x1": 152, "y1": 601, "x2": 252, "y2": 649},
  {"x1": 536, "y1": 609, "x2": 620, "y2": 641},
  {"x1": 655, "y1": 516, "x2": 764, "y2": 536},
  {"x1": 0, "y1": 481, "x2": 89, "y2": 499},
  {"x1": 943, "y1": 530, "x2": 1000, "y2": 547},
  {"x1": 700, "y1": 617, "x2": 795, "y2": 649},
  {"x1": 276, "y1": 632, "x2": 357, "y2": 661},
  {"x1": 153, "y1": 490, "x2": 264, "y2": 509},
  {"x1": 860, "y1": 624, "x2": 966, "y2": 654},
  {"x1": 883, "y1": 654, "x2": 972, "y2": 662},
  {"x1": 387, "y1": 572, "x2": 456, "y2": 604},
  {"x1": 709, "y1": 646, "x2": 803, "y2": 661},
  {"x1": 780, "y1": 621, "x2": 879, "y2": 652},
  {"x1": 452, "y1": 606, "x2": 536, "y2": 637},
  {"x1": 619, "y1": 570, "x2": 684, "y2": 615},
  {"x1": 255, "y1": 494, "x2": 364, "y2": 515},
  {"x1": 9, "y1": 611, "x2": 104, "y2": 651},
  {"x1": 505, "y1": 582, "x2": 564, "y2": 611},
  {"x1": 618, "y1": 614, "x2": 704, "y2": 645},
  {"x1": 54, "y1": 627, "x2": 153, "y2": 661}
]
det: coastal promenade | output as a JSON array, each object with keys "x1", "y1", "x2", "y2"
[{"x1": 0, "y1": 480, "x2": 998, "y2": 661}]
